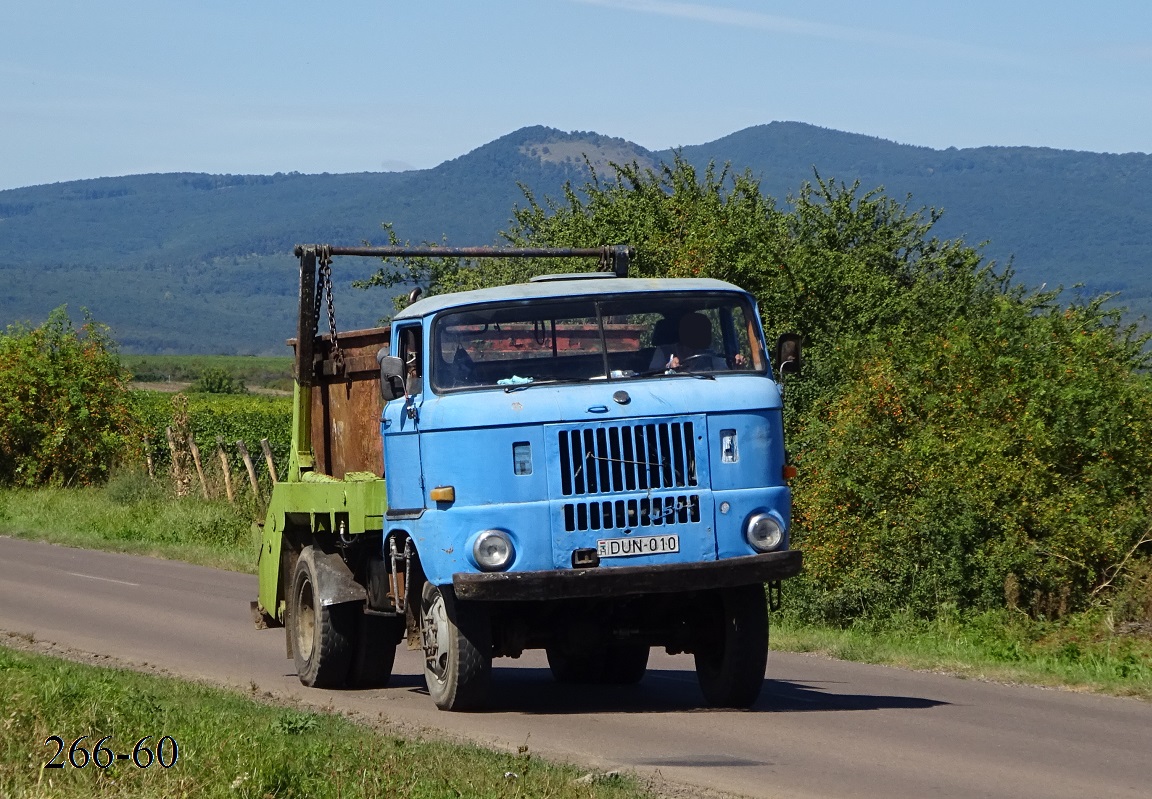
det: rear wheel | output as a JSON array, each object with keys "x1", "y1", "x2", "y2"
[
  {"x1": 601, "y1": 643, "x2": 650, "y2": 684},
  {"x1": 349, "y1": 614, "x2": 404, "y2": 688},
  {"x1": 546, "y1": 643, "x2": 601, "y2": 683},
  {"x1": 420, "y1": 582, "x2": 491, "y2": 711},
  {"x1": 546, "y1": 641, "x2": 649, "y2": 685},
  {"x1": 694, "y1": 584, "x2": 769, "y2": 708},
  {"x1": 288, "y1": 547, "x2": 356, "y2": 688}
]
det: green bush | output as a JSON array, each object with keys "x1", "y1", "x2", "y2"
[
  {"x1": 0, "y1": 307, "x2": 140, "y2": 487},
  {"x1": 132, "y1": 391, "x2": 292, "y2": 477},
  {"x1": 1114, "y1": 557, "x2": 1152, "y2": 627},
  {"x1": 189, "y1": 366, "x2": 247, "y2": 394},
  {"x1": 791, "y1": 293, "x2": 1152, "y2": 621}
]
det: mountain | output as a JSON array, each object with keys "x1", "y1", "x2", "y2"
[
  {"x1": 0, "y1": 127, "x2": 652, "y2": 354},
  {"x1": 1, "y1": 123, "x2": 1149, "y2": 354}
]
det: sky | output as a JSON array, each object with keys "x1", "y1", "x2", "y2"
[{"x1": 2, "y1": 0, "x2": 1150, "y2": 191}]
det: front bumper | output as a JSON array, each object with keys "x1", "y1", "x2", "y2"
[{"x1": 453, "y1": 549, "x2": 802, "y2": 601}]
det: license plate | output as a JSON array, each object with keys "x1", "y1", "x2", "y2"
[{"x1": 596, "y1": 534, "x2": 680, "y2": 558}]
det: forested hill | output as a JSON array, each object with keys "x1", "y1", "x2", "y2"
[
  {"x1": 677, "y1": 123, "x2": 1152, "y2": 301},
  {"x1": 1, "y1": 122, "x2": 1149, "y2": 354}
]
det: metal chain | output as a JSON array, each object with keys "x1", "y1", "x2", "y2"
[{"x1": 316, "y1": 245, "x2": 345, "y2": 375}]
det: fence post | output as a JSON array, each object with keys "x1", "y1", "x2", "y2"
[
  {"x1": 216, "y1": 436, "x2": 235, "y2": 503},
  {"x1": 165, "y1": 426, "x2": 190, "y2": 497},
  {"x1": 235, "y1": 440, "x2": 262, "y2": 502},
  {"x1": 144, "y1": 436, "x2": 155, "y2": 479},
  {"x1": 260, "y1": 438, "x2": 279, "y2": 484},
  {"x1": 187, "y1": 434, "x2": 209, "y2": 499}
]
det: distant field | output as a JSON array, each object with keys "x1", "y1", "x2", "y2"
[{"x1": 123, "y1": 354, "x2": 293, "y2": 392}]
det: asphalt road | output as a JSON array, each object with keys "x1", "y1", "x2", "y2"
[{"x1": 1, "y1": 535, "x2": 1149, "y2": 799}]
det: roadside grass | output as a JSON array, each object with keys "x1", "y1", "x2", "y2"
[
  {"x1": 0, "y1": 646, "x2": 647, "y2": 799},
  {"x1": 0, "y1": 477, "x2": 259, "y2": 574},
  {"x1": 772, "y1": 609, "x2": 1152, "y2": 700}
]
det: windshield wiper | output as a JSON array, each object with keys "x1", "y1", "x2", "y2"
[
  {"x1": 503, "y1": 376, "x2": 591, "y2": 392},
  {"x1": 634, "y1": 368, "x2": 716, "y2": 380}
]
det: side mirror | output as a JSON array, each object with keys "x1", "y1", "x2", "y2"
[
  {"x1": 775, "y1": 333, "x2": 802, "y2": 378},
  {"x1": 377, "y1": 351, "x2": 405, "y2": 400}
]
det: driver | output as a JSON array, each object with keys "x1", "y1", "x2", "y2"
[{"x1": 650, "y1": 312, "x2": 729, "y2": 372}]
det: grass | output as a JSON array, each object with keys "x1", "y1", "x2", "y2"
[
  {"x1": 772, "y1": 608, "x2": 1152, "y2": 700},
  {"x1": 0, "y1": 475, "x2": 260, "y2": 574},
  {"x1": 0, "y1": 646, "x2": 649, "y2": 799}
]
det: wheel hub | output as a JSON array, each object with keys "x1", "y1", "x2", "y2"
[
  {"x1": 421, "y1": 592, "x2": 451, "y2": 679},
  {"x1": 295, "y1": 578, "x2": 316, "y2": 657}
]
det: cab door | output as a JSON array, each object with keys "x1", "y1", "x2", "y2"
[{"x1": 382, "y1": 323, "x2": 426, "y2": 512}]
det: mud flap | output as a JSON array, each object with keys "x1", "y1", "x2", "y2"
[{"x1": 305, "y1": 548, "x2": 368, "y2": 607}]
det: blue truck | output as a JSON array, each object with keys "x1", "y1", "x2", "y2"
[{"x1": 254, "y1": 244, "x2": 802, "y2": 710}]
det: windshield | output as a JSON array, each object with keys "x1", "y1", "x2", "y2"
[{"x1": 432, "y1": 293, "x2": 767, "y2": 392}]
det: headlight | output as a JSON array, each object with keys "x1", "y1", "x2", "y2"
[
  {"x1": 745, "y1": 512, "x2": 785, "y2": 553},
  {"x1": 472, "y1": 529, "x2": 515, "y2": 571}
]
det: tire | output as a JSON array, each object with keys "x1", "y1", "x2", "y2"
[
  {"x1": 601, "y1": 643, "x2": 650, "y2": 685},
  {"x1": 349, "y1": 614, "x2": 405, "y2": 688},
  {"x1": 546, "y1": 642, "x2": 649, "y2": 685},
  {"x1": 546, "y1": 643, "x2": 603, "y2": 684},
  {"x1": 693, "y1": 584, "x2": 769, "y2": 708},
  {"x1": 420, "y1": 582, "x2": 491, "y2": 711},
  {"x1": 288, "y1": 547, "x2": 356, "y2": 688}
]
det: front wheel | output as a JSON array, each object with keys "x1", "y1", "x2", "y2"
[
  {"x1": 694, "y1": 584, "x2": 769, "y2": 708},
  {"x1": 420, "y1": 582, "x2": 491, "y2": 711}
]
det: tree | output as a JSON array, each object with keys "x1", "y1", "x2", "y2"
[
  {"x1": 362, "y1": 155, "x2": 1152, "y2": 622},
  {"x1": 0, "y1": 308, "x2": 140, "y2": 486}
]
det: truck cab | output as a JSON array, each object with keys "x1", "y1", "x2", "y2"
[{"x1": 257, "y1": 245, "x2": 801, "y2": 711}]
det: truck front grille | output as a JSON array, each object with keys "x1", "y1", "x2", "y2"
[
  {"x1": 563, "y1": 494, "x2": 701, "y2": 532},
  {"x1": 557, "y1": 422, "x2": 697, "y2": 497}
]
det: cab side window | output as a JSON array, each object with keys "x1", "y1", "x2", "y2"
[{"x1": 399, "y1": 326, "x2": 422, "y2": 395}]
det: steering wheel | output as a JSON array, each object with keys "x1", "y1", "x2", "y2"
[{"x1": 676, "y1": 353, "x2": 714, "y2": 371}]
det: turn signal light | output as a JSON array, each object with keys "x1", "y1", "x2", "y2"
[{"x1": 429, "y1": 485, "x2": 456, "y2": 503}]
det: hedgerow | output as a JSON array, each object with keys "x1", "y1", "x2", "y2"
[
  {"x1": 131, "y1": 391, "x2": 292, "y2": 475},
  {"x1": 791, "y1": 293, "x2": 1152, "y2": 621}
]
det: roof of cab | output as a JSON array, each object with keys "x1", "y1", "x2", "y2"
[{"x1": 393, "y1": 277, "x2": 749, "y2": 320}]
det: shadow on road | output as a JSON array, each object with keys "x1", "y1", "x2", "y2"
[
  {"x1": 398, "y1": 666, "x2": 950, "y2": 715},
  {"x1": 756, "y1": 677, "x2": 947, "y2": 712}
]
